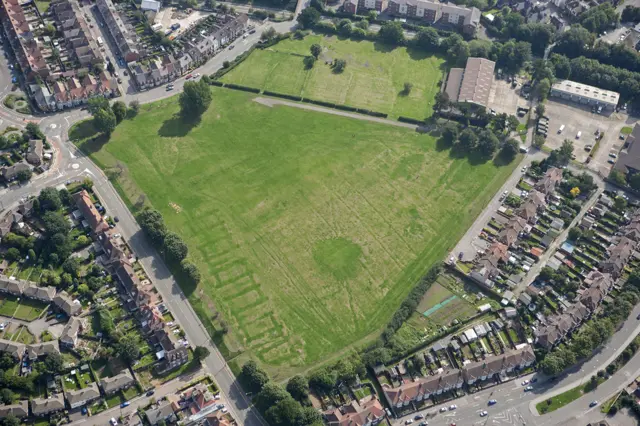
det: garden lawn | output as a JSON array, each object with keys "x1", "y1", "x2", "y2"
[
  {"x1": 221, "y1": 34, "x2": 445, "y2": 120},
  {"x1": 74, "y1": 87, "x2": 519, "y2": 379}
]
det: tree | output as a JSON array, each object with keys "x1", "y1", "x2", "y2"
[
  {"x1": 16, "y1": 169, "x2": 32, "y2": 183},
  {"x1": 378, "y1": 21, "x2": 404, "y2": 45},
  {"x1": 25, "y1": 122, "x2": 44, "y2": 139},
  {"x1": 414, "y1": 27, "x2": 439, "y2": 51},
  {"x1": 554, "y1": 25, "x2": 595, "y2": 57},
  {"x1": 286, "y1": 375, "x2": 309, "y2": 403},
  {"x1": 337, "y1": 19, "x2": 352, "y2": 36},
  {"x1": 402, "y1": 82, "x2": 413, "y2": 95},
  {"x1": 579, "y1": 3, "x2": 619, "y2": 34},
  {"x1": 615, "y1": 195, "x2": 627, "y2": 210},
  {"x1": 332, "y1": 59, "x2": 346, "y2": 73},
  {"x1": 260, "y1": 26, "x2": 277, "y2": 41},
  {"x1": 308, "y1": 368, "x2": 335, "y2": 394},
  {"x1": 241, "y1": 360, "x2": 269, "y2": 393},
  {"x1": 87, "y1": 97, "x2": 110, "y2": 115},
  {"x1": 540, "y1": 354, "x2": 565, "y2": 375},
  {"x1": 44, "y1": 351, "x2": 64, "y2": 373},
  {"x1": 610, "y1": 170, "x2": 627, "y2": 186},
  {"x1": 501, "y1": 138, "x2": 520, "y2": 160},
  {"x1": 42, "y1": 211, "x2": 70, "y2": 236},
  {"x1": 112, "y1": 101, "x2": 127, "y2": 123},
  {"x1": 476, "y1": 130, "x2": 499, "y2": 157},
  {"x1": 303, "y1": 55, "x2": 315, "y2": 69},
  {"x1": 434, "y1": 91, "x2": 450, "y2": 112},
  {"x1": 255, "y1": 382, "x2": 290, "y2": 412},
  {"x1": 568, "y1": 227, "x2": 583, "y2": 241},
  {"x1": 62, "y1": 257, "x2": 82, "y2": 277},
  {"x1": 536, "y1": 78, "x2": 551, "y2": 100},
  {"x1": 533, "y1": 134, "x2": 545, "y2": 149},
  {"x1": 115, "y1": 333, "x2": 141, "y2": 364},
  {"x1": 38, "y1": 187, "x2": 62, "y2": 211},
  {"x1": 457, "y1": 128, "x2": 478, "y2": 151},
  {"x1": 310, "y1": 44, "x2": 322, "y2": 59},
  {"x1": 163, "y1": 232, "x2": 188, "y2": 262},
  {"x1": 265, "y1": 397, "x2": 301, "y2": 426},
  {"x1": 570, "y1": 187, "x2": 581, "y2": 198},
  {"x1": 138, "y1": 209, "x2": 167, "y2": 245},
  {"x1": 93, "y1": 107, "x2": 117, "y2": 135},
  {"x1": 129, "y1": 100, "x2": 140, "y2": 116},
  {"x1": 181, "y1": 260, "x2": 201, "y2": 285},
  {"x1": 194, "y1": 346, "x2": 210, "y2": 361},
  {"x1": 297, "y1": 7, "x2": 320, "y2": 29},
  {"x1": 179, "y1": 80, "x2": 212, "y2": 119},
  {"x1": 0, "y1": 389, "x2": 13, "y2": 405},
  {"x1": 1, "y1": 415, "x2": 19, "y2": 426},
  {"x1": 535, "y1": 103, "x2": 546, "y2": 119},
  {"x1": 442, "y1": 33, "x2": 469, "y2": 65}
]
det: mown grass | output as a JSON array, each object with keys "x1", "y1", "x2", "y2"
[
  {"x1": 221, "y1": 34, "x2": 445, "y2": 120},
  {"x1": 73, "y1": 87, "x2": 518, "y2": 379}
]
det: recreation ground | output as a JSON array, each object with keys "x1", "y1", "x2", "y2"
[
  {"x1": 71, "y1": 38, "x2": 518, "y2": 379},
  {"x1": 221, "y1": 34, "x2": 446, "y2": 120}
]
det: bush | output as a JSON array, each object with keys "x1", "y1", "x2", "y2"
[
  {"x1": 223, "y1": 84, "x2": 261, "y2": 93},
  {"x1": 398, "y1": 116, "x2": 424, "y2": 125}
]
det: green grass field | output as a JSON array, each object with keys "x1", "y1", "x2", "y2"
[
  {"x1": 74, "y1": 87, "x2": 518, "y2": 378},
  {"x1": 221, "y1": 35, "x2": 445, "y2": 120}
]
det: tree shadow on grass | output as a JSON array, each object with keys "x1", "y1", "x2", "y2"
[
  {"x1": 69, "y1": 119, "x2": 99, "y2": 141},
  {"x1": 158, "y1": 113, "x2": 201, "y2": 138},
  {"x1": 493, "y1": 151, "x2": 517, "y2": 167},
  {"x1": 373, "y1": 41, "x2": 397, "y2": 53}
]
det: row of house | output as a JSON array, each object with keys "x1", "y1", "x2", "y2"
[
  {"x1": 50, "y1": 0, "x2": 103, "y2": 68},
  {"x1": 1, "y1": 139, "x2": 47, "y2": 183},
  {"x1": 383, "y1": 346, "x2": 535, "y2": 409},
  {"x1": 0, "y1": 276, "x2": 81, "y2": 316},
  {"x1": 343, "y1": 0, "x2": 480, "y2": 35},
  {"x1": 96, "y1": 0, "x2": 140, "y2": 63},
  {"x1": 2, "y1": 369, "x2": 136, "y2": 418},
  {"x1": 31, "y1": 71, "x2": 120, "y2": 112},
  {"x1": 130, "y1": 14, "x2": 248, "y2": 90}
]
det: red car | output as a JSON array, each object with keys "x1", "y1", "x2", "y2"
[{"x1": 185, "y1": 74, "x2": 193, "y2": 79}]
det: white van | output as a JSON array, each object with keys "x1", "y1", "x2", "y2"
[
  {"x1": 97, "y1": 37, "x2": 103, "y2": 46},
  {"x1": 558, "y1": 124, "x2": 565, "y2": 134},
  {"x1": 576, "y1": 131, "x2": 582, "y2": 139}
]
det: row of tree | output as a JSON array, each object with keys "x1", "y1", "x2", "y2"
[
  {"x1": 86, "y1": 97, "x2": 134, "y2": 136},
  {"x1": 137, "y1": 208, "x2": 201, "y2": 286},
  {"x1": 484, "y1": 7, "x2": 556, "y2": 56},
  {"x1": 240, "y1": 361, "x2": 321, "y2": 426}
]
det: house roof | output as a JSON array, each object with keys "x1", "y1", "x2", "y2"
[
  {"x1": 145, "y1": 400, "x2": 175, "y2": 425},
  {"x1": 620, "y1": 125, "x2": 640, "y2": 173},
  {"x1": 100, "y1": 370, "x2": 135, "y2": 394},
  {"x1": 0, "y1": 338, "x2": 25, "y2": 358},
  {"x1": 65, "y1": 383, "x2": 100, "y2": 405},
  {"x1": 60, "y1": 317, "x2": 85, "y2": 345},
  {"x1": 72, "y1": 190, "x2": 109, "y2": 233},
  {"x1": 53, "y1": 291, "x2": 82, "y2": 316},
  {"x1": 31, "y1": 394, "x2": 65, "y2": 415},
  {"x1": 535, "y1": 167, "x2": 563, "y2": 194},
  {"x1": 0, "y1": 401, "x2": 28, "y2": 418},
  {"x1": 23, "y1": 283, "x2": 57, "y2": 301},
  {"x1": 324, "y1": 399, "x2": 386, "y2": 426},
  {"x1": 27, "y1": 341, "x2": 60, "y2": 360},
  {"x1": 498, "y1": 217, "x2": 527, "y2": 246},
  {"x1": 0, "y1": 276, "x2": 27, "y2": 294},
  {"x1": 457, "y1": 57, "x2": 495, "y2": 107}
]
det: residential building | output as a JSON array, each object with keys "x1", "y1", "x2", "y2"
[
  {"x1": 0, "y1": 339, "x2": 25, "y2": 358},
  {"x1": 65, "y1": 383, "x2": 100, "y2": 409},
  {"x1": 26, "y1": 139, "x2": 43, "y2": 165},
  {"x1": 130, "y1": 54, "x2": 183, "y2": 89},
  {"x1": 140, "y1": 0, "x2": 161, "y2": 12},
  {"x1": 27, "y1": 341, "x2": 60, "y2": 360},
  {"x1": 621, "y1": 217, "x2": 640, "y2": 242},
  {"x1": 516, "y1": 190, "x2": 547, "y2": 224},
  {"x1": 53, "y1": 290, "x2": 82, "y2": 316},
  {"x1": 145, "y1": 400, "x2": 176, "y2": 425},
  {"x1": 614, "y1": 123, "x2": 640, "y2": 175},
  {"x1": 324, "y1": 398, "x2": 387, "y2": 426},
  {"x1": 182, "y1": 14, "x2": 248, "y2": 66},
  {"x1": 1, "y1": 162, "x2": 31, "y2": 182},
  {"x1": 551, "y1": 80, "x2": 619, "y2": 111},
  {"x1": 60, "y1": 316, "x2": 85, "y2": 347},
  {"x1": 117, "y1": 260, "x2": 150, "y2": 310},
  {"x1": 23, "y1": 283, "x2": 57, "y2": 302},
  {"x1": 72, "y1": 189, "x2": 109, "y2": 234},
  {"x1": 33, "y1": 71, "x2": 118, "y2": 111},
  {"x1": 96, "y1": 0, "x2": 140, "y2": 63},
  {"x1": 387, "y1": 0, "x2": 480, "y2": 35},
  {"x1": 470, "y1": 241, "x2": 508, "y2": 284},
  {"x1": 535, "y1": 167, "x2": 563, "y2": 194},
  {"x1": 497, "y1": 216, "x2": 527, "y2": 247},
  {"x1": 31, "y1": 394, "x2": 65, "y2": 416},
  {"x1": 344, "y1": 0, "x2": 358, "y2": 13},
  {"x1": 0, "y1": 276, "x2": 27, "y2": 295},
  {"x1": 445, "y1": 57, "x2": 495, "y2": 107},
  {"x1": 600, "y1": 237, "x2": 636, "y2": 278},
  {"x1": 383, "y1": 369, "x2": 463, "y2": 408},
  {"x1": 100, "y1": 370, "x2": 135, "y2": 395},
  {"x1": 357, "y1": 0, "x2": 387, "y2": 12},
  {"x1": 50, "y1": 0, "x2": 102, "y2": 67},
  {"x1": 153, "y1": 328, "x2": 189, "y2": 373},
  {"x1": 463, "y1": 346, "x2": 535, "y2": 384},
  {"x1": 138, "y1": 304, "x2": 164, "y2": 334},
  {"x1": 0, "y1": 401, "x2": 28, "y2": 418}
]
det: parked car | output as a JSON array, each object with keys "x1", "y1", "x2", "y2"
[
  {"x1": 590, "y1": 401, "x2": 598, "y2": 407},
  {"x1": 480, "y1": 411, "x2": 488, "y2": 417},
  {"x1": 524, "y1": 386, "x2": 534, "y2": 391},
  {"x1": 440, "y1": 407, "x2": 448, "y2": 413},
  {"x1": 228, "y1": 45, "x2": 235, "y2": 50},
  {"x1": 120, "y1": 402, "x2": 130, "y2": 408},
  {"x1": 414, "y1": 414, "x2": 424, "y2": 420},
  {"x1": 522, "y1": 380, "x2": 530, "y2": 386},
  {"x1": 146, "y1": 390, "x2": 155, "y2": 397},
  {"x1": 488, "y1": 399, "x2": 497, "y2": 405},
  {"x1": 185, "y1": 74, "x2": 193, "y2": 79},
  {"x1": 405, "y1": 420, "x2": 414, "y2": 425},
  {"x1": 449, "y1": 405, "x2": 457, "y2": 410},
  {"x1": 110, "y1": 418, "x2": 118, "y2": 426}
]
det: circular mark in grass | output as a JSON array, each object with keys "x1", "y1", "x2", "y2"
[{"x1": 313, "y1": 238, "x2": 362, "y2": 281}]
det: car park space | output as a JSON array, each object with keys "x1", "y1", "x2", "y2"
[
  {"x1": 542, "y1": 99, "x2": 624, "y2": 165},
  {"x1": 487, "y1": 79, "x2": 529, "y2": 116}
]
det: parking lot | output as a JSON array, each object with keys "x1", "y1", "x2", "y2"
[
  {"x1": 487, "y1": 79, "x2": 529, "y2": 115},
  {"x1": 541, "y1": 99, "x2": 628, "y2": 167},
  {"x1": 153, "y1": 8, "x2": 212, "y2": 37}
]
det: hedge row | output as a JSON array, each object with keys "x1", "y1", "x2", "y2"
[
  {"x1": 356, "y1": 108, "x2": 387, "y2": 118},
  {"x1": 224, "y1": 83, "x2": 261, "y2": 93},
  {"x1": 262, "y1": 90, "x2": 303, "y2": 101},
  {"x1": 211, "y1": 46, "x2": 256, "y2": 80},
  {"x1": 209, "y1": 80, "x2": 224, "y2": 87},
  {"x1": 398, "y1": 116, "x2": 424, "y2": 125}
]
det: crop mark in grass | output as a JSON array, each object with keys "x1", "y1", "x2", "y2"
[{"x1": 313, "y1": 238, "x2": 363, "y2": 282}]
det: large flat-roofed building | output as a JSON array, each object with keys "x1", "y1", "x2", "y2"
[
  {"x1": 550, "y1": 80, "x2": 619, "y2": 111},
  {"x1": 445, "y1": 57, "x2": 495, "y2": 107}
]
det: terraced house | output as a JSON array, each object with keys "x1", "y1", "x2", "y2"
[
  {"x1": 386, "y1": 0, "x2": 480, "y2": 35},
  {"x1": 323, "y1": 398, "x2": 387, "y2": 426}
]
